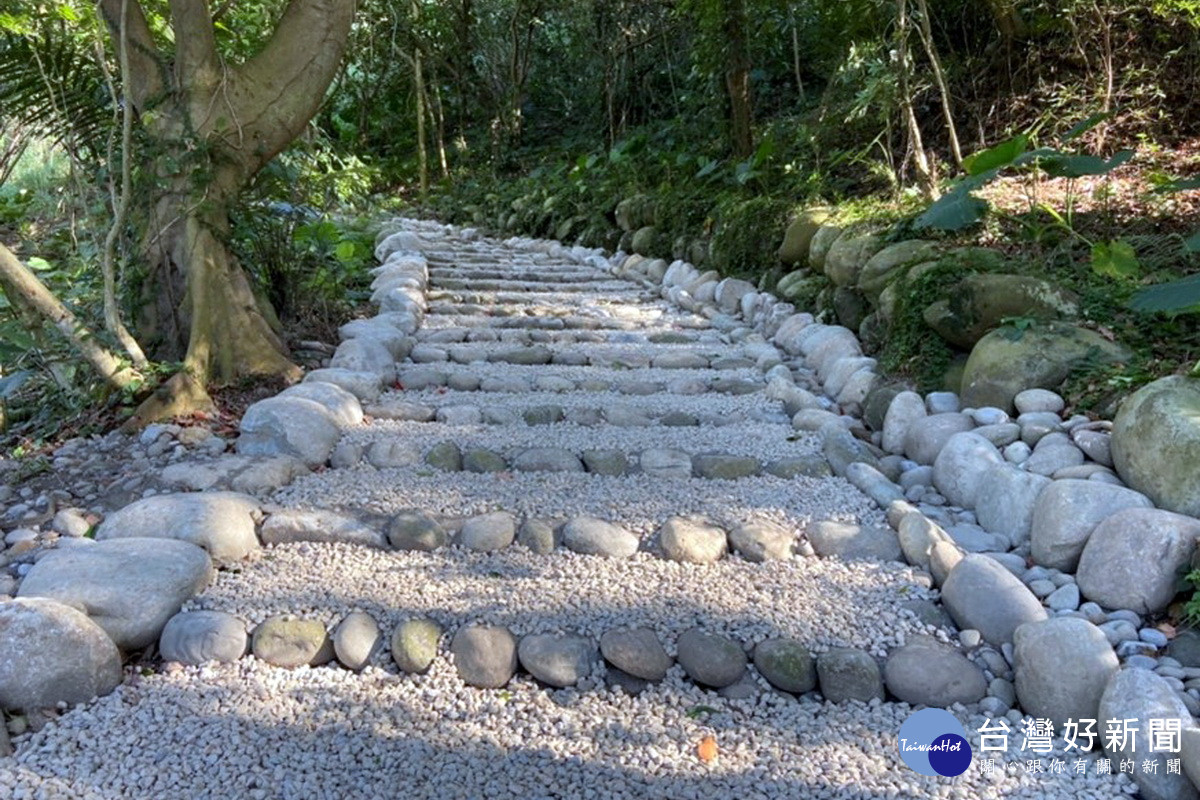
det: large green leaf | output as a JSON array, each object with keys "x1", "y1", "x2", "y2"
[
  {"x1": 1091, "y1": 240, "x2": 1141, "y2": 280},
  {"x1": 1039, "y1": 150, "x2": 1134, "y2": 179},
  {"x1": 961, "y1": 135, "x2": 1029, "y2": 176},
  {"x1": 1130, "y1": 273, "x2": 1200, "y2": 313},
  {"x1": 913, "y1": 189, "x2": 989, "y2": 230},
  {"x1": 1062, "y1": 112, "x2": 1114, "y2": 142}
]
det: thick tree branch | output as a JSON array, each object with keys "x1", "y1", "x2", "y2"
[
  {"x1": 231, "y1": 0, "x2": 356, "y2": 169},
  {"x1": 97, "y1": 0, "x2": 165, "y2": 111},
  {"x1": 0, "y1": 243, "x2": 137, "y2": 391},
  {"x1": 168, "y1": 0, "x2": 220, "y2": 90}
]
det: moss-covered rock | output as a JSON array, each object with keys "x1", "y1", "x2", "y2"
[
  {"x1": 961, "y1": 323, "x2": 1132, "y2": 412},
  {"x1": 615, "y1": 195, "x2": 656, "y2": 232},
  {"x1": 1111, "y1": 376, "x2": 1200, "y2": 517},
  {"x1": 832, "y1": 286, "x2": 869, "y2": 331},
  {"x1": 631, "y1": 225, "x2": 662, "y2": 256},
  {"x1": 824, "y1": 230, "x2": 886, "y2": 287},
  {"x1": 857, "y1": 240, "x2": 940, "y2": 300},
  {"x1": 777, "y1": 207, "x2": 833, "y2": 266},
  {"x1": 924, "y1": 273, "x2": 1080, "y2": 349},
  {"x1": 807, "y1": 223, "x2": 845, "y2": 272}
]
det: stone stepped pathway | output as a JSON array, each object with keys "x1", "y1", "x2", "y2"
[{"x1": 0, "y1": 221, "x2": 1139, "y2": 799}]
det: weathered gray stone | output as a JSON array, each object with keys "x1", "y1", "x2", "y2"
[
  {"x1": 1112, "y1": 376, "x2": 1200, "y2": 517},
  {"x1": 334, "y1": 612, "x2": 381, "y2": 671},
  {"x1": 0, "y1": 597, "x2": 123, "y2": 710},
  {"x1": 973, "y1": 464, "x2": 1051, "y2": 548},
  {"x1": 817, "y1": 647, "x2": 884, "y2": 703},
  {"x1": 932, "y1": 432, "x2": 1004, "y2": 508},
  {"x1": 692, "y1": 454, "x2": 759, "y2": 480},
  {"x1": 451, "y1": 624, "x2": 517, "y2": 688},
  {"x1": 94, "y1": 491, "x2": 260, "y2": 564},
  {"x1": 18, "y1": 538, "x2": 212, "y2": 650},
  {"x1": 561, "y1": 516, "x2": 639, "y2": 558},
  {"x1": 279, "y1": 381, "x2": 363, "y2": 427},
  {"x1": 941, "y1": 554, "x2": 1048, "y2": 646},
  {"x1": 512, "y1": 447, "x2": 584, "y2": 473},
  {"x1": 728, "y1": 520, "x2": 794, "y2": 562},
  {"x1": 807, "y1": 520, "x2": 901, "y2": 562},
  {"x1": 903, "y1": 413, "x2": 974, "y2": 465},
  {"x1": 261, "y1": 509, "x2": 386, "y2": 549},
  {"x1": 463, "y1": 448, "x2": 508, "y2": 473},
  {"x1": 600, "y1": 628, "x2": 672, "y2": 681},
  {"x1": 581, "y1": 449, "x2": 629, "y2": 476},
  {"x1": 676, "y1": 629, "x2": 747, "y2": 688},
  {"x1": 884, "y1": 636, "x2": 986, "y2": 707},
  {"x1": 366, "y1": 440, "x2": 422, "y2": 469},
  {"x1": 517, "y1": 633, "x2": 598, "y2": 687},
  {"x1": 425, "y1": 441, "x2": 463, "y2": 471},
  {"x1": 1076, "y1": 508, "x2": 1200, "y2": 615},
  {"x1": 1099, "y1": 669, "x2": 1199, "y2": 800},
  {"x1": 387, "y1": 510, "x2": 448, "y2": 551},
  {"x1": 1013, "y1": 617, "x2": 1118, "y2": 728},
  {"x1": 516, "y1": 518, "x2": 557, "y2": 554},
  {"x1": 1030, "y1": 479, "x2": 1153, "y2": 571},
  {"x1": 639, "y1": 448, "x2": 693, "y2": 478},
  {"x1": 159, "y1": 610, "x2": 248, "y2": 665},
  {"x1": 658, "y1": 516, "x2": 727, "y2": 563},
  {"x1": 457, "y1": 512, "x2": 517, "y2": 552}
]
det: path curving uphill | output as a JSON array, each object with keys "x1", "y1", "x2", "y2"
[{"x1": 0, "y1": 221, "x2": 1136, "y2": 799}]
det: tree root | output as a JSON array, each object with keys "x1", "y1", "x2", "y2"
[{"x1": 121, "y1": 370, "x2": 215, "y2": 432}]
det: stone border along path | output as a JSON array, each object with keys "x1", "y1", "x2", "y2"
[{"x1": 0, "y1": 221, "x2": 1195, "y2": 799}]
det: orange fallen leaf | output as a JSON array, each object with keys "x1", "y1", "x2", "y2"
[{"x1": 697, "y1": 735, "x2": 718, "y2": 763}]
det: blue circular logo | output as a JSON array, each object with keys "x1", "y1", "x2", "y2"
[{"x1": 898, "y1": 708, "x2": 973, "y2": 776}]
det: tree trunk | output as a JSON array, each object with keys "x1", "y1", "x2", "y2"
[
  {"x1": 896, "y1": 0, "x2": 937, "y2": 199},
  {"x1": 723, "y1": 0, "x2": 754, "y2": 159},
  {"x1": 95, "y1": 0, "x2": 356, "y2": 423},
  {"x1": 913, "y1": 0, "x2": 962, "y2": 169}
]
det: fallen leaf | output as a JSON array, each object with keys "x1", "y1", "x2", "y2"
[{"x1": 697, "y1": 735, "x2": 718, "y2": 763}]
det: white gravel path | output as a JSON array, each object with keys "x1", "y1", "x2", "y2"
[{"x1": 0, "y1": 221, "x2": 1134, "y2": 800}]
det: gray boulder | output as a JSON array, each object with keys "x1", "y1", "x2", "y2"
[
  {"x1": 94, "y1": 491, "x2": 260, "y2": 565},
  {"x1": 451, "y1": 624, "x2": 518, "y2": 688},
  {"x1": 658, "y1": 516, "x2": 727, "y2": 564},
  {"x1": 0, "y1": 597, "x2": 123, "y2": 710},
  {"x1": 1099, "y1": 669, "x2": 1199, "y2": 800},
  {"x1": 599, "y1": 628, "x2": 672, "y2": 681},
  {"x1": 882, "y1": 391, "x2": 927, "y2": 455},
  {"x1": 1076, "y1": 508, "x2": 1200, "y2": 615},
  {"x1": 334, "y1": 612, "x2": 381, "y2": 671},
  {"x1": 517, "y1": 633, "x2": 598, "y2": 687},
  {"x1": 940, "y1": 554, "x2": 1048, "y2": 646},
  {"x1": 676, "y1": 629, "x2": 747, "y2": 688},
  {"x1": 932, "y1": 432, "x2": 1004, "y2": 508},
  {"x1": 728, "y1": 520, "x2": 794, "y2": 562},
  {"x1": 387, "y1": 510, "x2": 448, "y2": 551},
  {"x1": 884, "y1": 636, "x2": 986, "y2": 707},
  {"x1": 1013, "y1": 617, "x2": 1118, "y2": 728},
  {"x1": 18, "y1": 538, "x2": 213, "y2": 650},
  {"x1": 237, "y1": 396, "x2": 341, "y2": 467},
  {"x1": 973, "y1": 465, "x2": 1050, "y2": 548},
  {"x1": 903, "y1": 413, "x2": 974, "y2": 465},
  {"x1": 456, "y1": 512, "x2": 517, "y2": 552},
  {"x1": 261, "y1": 509, "x2": 386, "y2": 549},
  {"x1": 807, "y1": 520, "x2": 901, "y2": 562},
  {"x1": 512, "y1": 448, "x2": 584, "y2": 473},
  {"x1": 1030, "y1": 479, "x2": 1152, "y2": 571},
  {"x1": 817, "y1": 647, "x2": 884, "y2": 703},
  {"x1": 1112, "y1": 376, "x2": 1200, "y2": 517},
  {"x1": 516, "y1": 518, "x2": 557, "y2": 554},
  {"x1": 279, "y1": 381, "x2": 363, "y2": 427},
  {"x1": 639, "y1": 448, "x2": 693, "y2": 478},
  {"x1": 159, "y1": 610, "x2": 248, "y2": 665},
  {"x1": 330, "y1": 337, "x2": 397, "y2": 384},
  {"x1": 303, "y1": 369, "x2": 383, "y2": 402},
  {"x1": 561, "y1": 516, "x2": 639, "y2": 558}
]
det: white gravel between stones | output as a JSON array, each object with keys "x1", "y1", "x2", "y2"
[{"x1": 1, "y1": 658, "x2": 1131, "y2": 800}]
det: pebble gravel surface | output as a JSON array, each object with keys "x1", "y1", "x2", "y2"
[{"x1": 0, "y1": 222, "x2": 1132, "y2": 799}]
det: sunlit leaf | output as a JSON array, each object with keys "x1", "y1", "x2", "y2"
[
  {"x1": 961, "y1": 135, "x2": 1028, "y2": 176},
  {"x1": 1091, "y1": 240, "x2": 1141, "y2": 280},
  {"x1": 1062, "y1": 112, "x2": 1113, "y2": 141},
  {"x1": 26, "y1": 256, "x2": 52, "y2": 271},
  {"x1": 1040, "y1": 150, "x2": 1134, "y2": 179}
]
